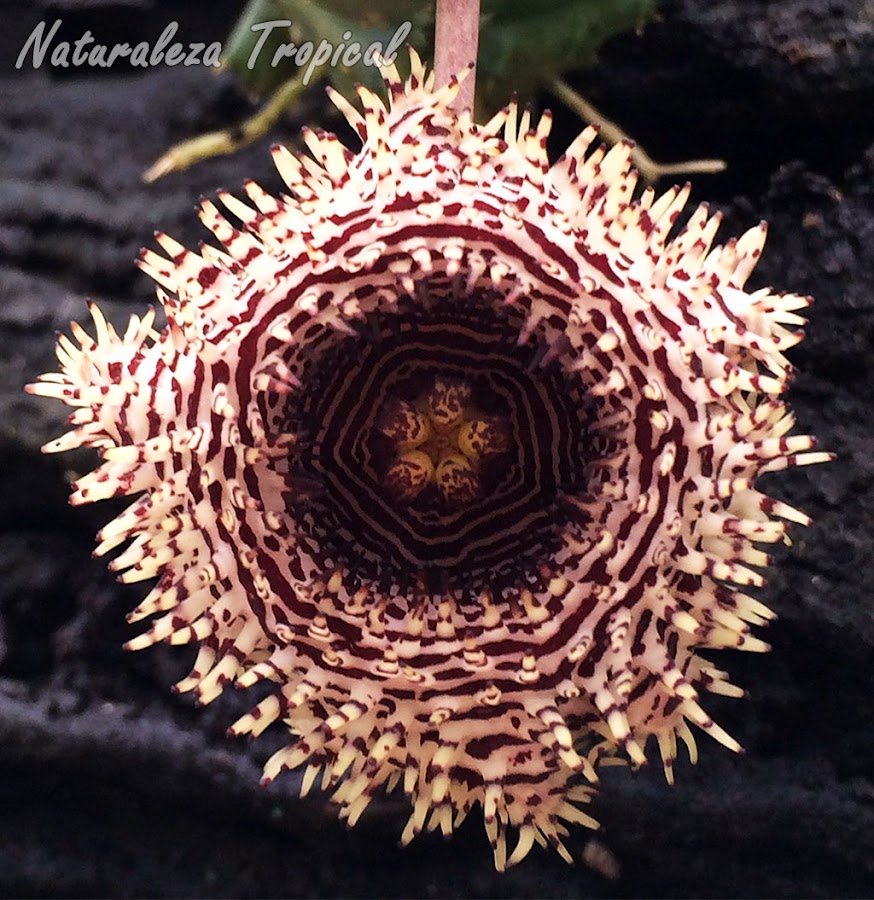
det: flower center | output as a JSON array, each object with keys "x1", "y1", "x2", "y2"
[
  {"x1": 379, "y1": 377, "x2": 510, "y2": 506},
  {"x1": 278, "y1": 292, "x2": 593, "y2": 596}
]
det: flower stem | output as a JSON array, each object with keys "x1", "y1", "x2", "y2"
[{"x1": 434, "y1": 0, "x2": 480, "y2": 112}]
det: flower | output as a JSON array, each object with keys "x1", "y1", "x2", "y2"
[{"x1": 27, "y1": 51, "x2": 830, "y2": 870}]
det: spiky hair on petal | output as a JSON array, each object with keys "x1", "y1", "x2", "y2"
[{"x1": 27, "y1": 50, "x2": 829, "y2": 870}]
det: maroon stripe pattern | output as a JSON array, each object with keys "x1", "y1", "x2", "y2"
[{"x1": 27, "y1": 51, "x2": 830, "y2": 870}]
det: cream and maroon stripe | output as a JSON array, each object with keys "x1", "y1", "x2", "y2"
[{"x1": 260, "y1": 300, "x2": 588, "y2": 593}]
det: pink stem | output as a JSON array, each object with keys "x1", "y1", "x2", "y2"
[{"x1": 433, "y1": 0, "x2": 480, "y2": 112}]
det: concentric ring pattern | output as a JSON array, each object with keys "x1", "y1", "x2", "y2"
[
  {"x1": 286, "y1": 301, "x2": 588, "y2": 592},
  {"x1": 27, "y1": 51, "x2": 829, "y2": 869}
]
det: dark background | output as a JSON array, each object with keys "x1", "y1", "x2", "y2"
[{"x1": 1, "y1": 1, "x2": 873, "y2": 897}]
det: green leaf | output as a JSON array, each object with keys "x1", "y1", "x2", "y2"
[
  {"x1": 475, "y1": 0, "x2": 656, "y2": 112},
  {"x1": 222, "y1": 0, "x2": 297, "y2": 96},
  {"x1": 223, "y1": 0, "x2": 432, "y2": 99}
]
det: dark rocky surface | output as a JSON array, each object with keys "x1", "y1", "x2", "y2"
[{"x1": 1, "y1": 1, "x2": 873, "y2": 897}]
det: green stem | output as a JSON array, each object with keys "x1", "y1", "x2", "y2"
[
  {"x1": 143, "y1": 74, "x2": 307, "y2": 182},
  {"x1": 551, "y1": 77, "x2": 727, "y2": 183}
]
